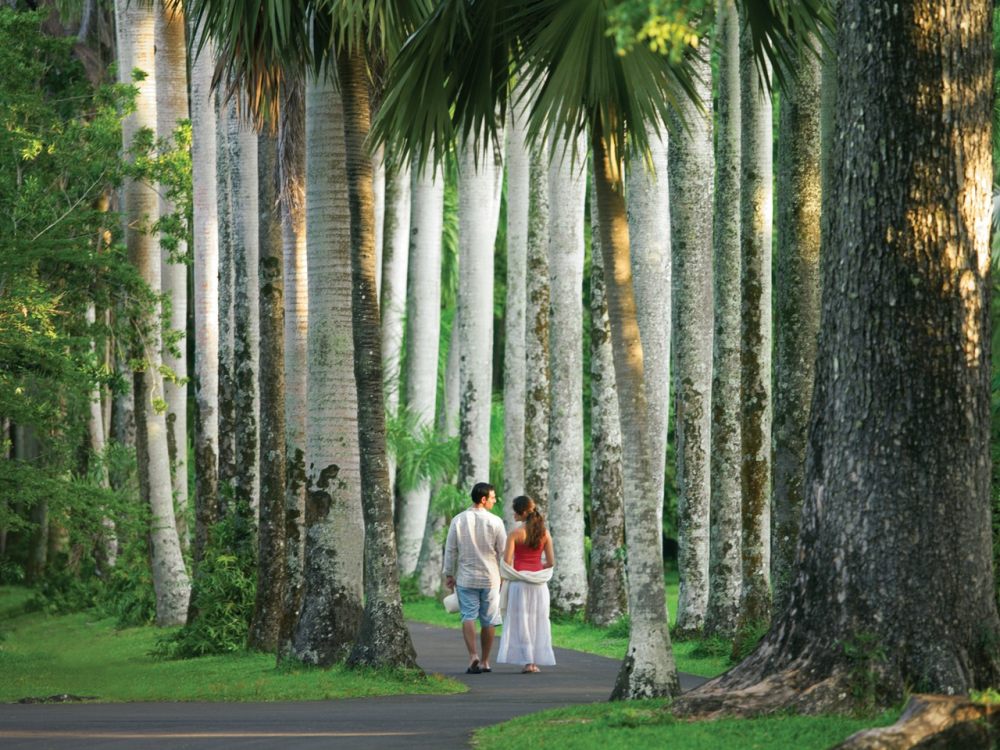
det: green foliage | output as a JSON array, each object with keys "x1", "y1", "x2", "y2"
[
  {"x1": 98, "y1": 535, "x2": 157, "y2": 629},
  {"x1": 972, "y1": 687, "x2": 1000, "y2": 705},
  {"x1": 841, "y1": 632, "x2": 888, "y2": 715},
  {"x1": 729, "y1": 618, "x2": 769, "y2": 663},
  {"x1": 155, "y1": 504, "x2": 257, "y2": 658},
  {"x1": 386, "y1": 405, "x2": 459, "y2": 493},
  {"x1": 397, "y1": 575, "x2": 423, "y2": 604},
  {"x1": 24, "y1": 562, "x2": 102, "y2": 615}
]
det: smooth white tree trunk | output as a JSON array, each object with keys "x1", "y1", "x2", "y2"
[
  {"x1": 189, "y1": 24, "x2": 219, "y2": 567},
  {"x1": 216, "y1": 94, "x2": 237, "y2": 499},
  {"x1": 397, "y1": 165, "x2": 443, "y2": 576},
  {"x1": 546, "y1": 134, "x2": 588, "y2": 614},
  {"x1": 115, "y1": 0, "x2": 189, "y2": 625},
  {"x1": 670, "y1": 51, "x2": 715, "y2": 636},
  {"x1": 155, "y1": 0, "x2": 189, "y2": 547},
  {"x1": 627, "y1": 125, "x2": 670, "y2": 538},
  {"x1": 502, "y1": 91, "x2": 529, "y2": 526},
  {"x1": 87, "y1": 303, "x2": 116, "y2": 567},
  {"x1": 456, "y1": 136, "x2": 503, "y2": 491}
]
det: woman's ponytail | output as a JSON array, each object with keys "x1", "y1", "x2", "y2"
[{"x1": 512, "y1": 495, "x2": 546, "y2": 549}]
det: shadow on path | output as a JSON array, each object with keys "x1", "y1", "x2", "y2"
[{"x1": 0, "y1": 621, "x2": 707, "y2": 749}]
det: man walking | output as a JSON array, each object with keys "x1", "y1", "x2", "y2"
[{"x1": 443, "y1": 482, "x2": 506, "y2": 673}]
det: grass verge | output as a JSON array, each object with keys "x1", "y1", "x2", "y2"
[
  {"x1": 0, "y1": 586, "x2": 464, "y2": 703},
  {"x1": 472, "y1": 700, "x2": 900, "y2": 750}
]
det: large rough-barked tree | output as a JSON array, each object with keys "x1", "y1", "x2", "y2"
[{"x1": 679, "y1": 0, "x2": 1000, "y2": 714}]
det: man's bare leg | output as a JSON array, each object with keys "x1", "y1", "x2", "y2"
[
  {"x1": 480, "y1": 625, "x2": 495, "y2": 670},
  {"x1": 462, "y1": 620, "x2": 479, "y2": 665}
]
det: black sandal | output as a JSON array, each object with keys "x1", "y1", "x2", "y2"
[{"x1": 466, "y1": 659, "x2": 481, "y2": 674}]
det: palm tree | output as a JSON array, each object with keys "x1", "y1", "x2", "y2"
[
  {"x1": 115, "y1": 0, "x2": 190, "y2": 626},
  {"x1": 669, "y1": 50, "x2": 714, "y2": 638}
]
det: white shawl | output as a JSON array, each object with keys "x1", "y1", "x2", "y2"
[{"x1": 499, "y1": 559, "x2": 553, "y2": 618}]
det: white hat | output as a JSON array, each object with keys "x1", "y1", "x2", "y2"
[{"x1": 443, "y1": 592, "x2": 460, "y2": 614}]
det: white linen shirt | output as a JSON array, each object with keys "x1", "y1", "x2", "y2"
[{"x1": 443, "y1": 506, "x2": 507, "y2": 589}]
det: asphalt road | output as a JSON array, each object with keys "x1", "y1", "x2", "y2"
[{"x1": 0, "y1": 621, "x2": 707, "y2": 749}]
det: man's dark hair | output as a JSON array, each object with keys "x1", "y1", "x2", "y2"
[{"x1": 470, "y1": 482, "x2": 495, "y2": 505}]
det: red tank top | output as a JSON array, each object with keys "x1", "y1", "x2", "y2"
[{"x1": 513, "y1": 540, "x2": 544, "y2": 571}]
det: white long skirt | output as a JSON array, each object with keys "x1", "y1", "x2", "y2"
[{"x1": 497, "y1": 580, "x2": 556, "y2": 666}]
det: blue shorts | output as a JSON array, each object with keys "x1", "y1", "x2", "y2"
[{"x1": 456, "y1": 585, "x2": 502, "y2": 627}]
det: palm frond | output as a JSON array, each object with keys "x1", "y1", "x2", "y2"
[{"x1": 739, "y1": 0, "x2": 831, "y2": 91}]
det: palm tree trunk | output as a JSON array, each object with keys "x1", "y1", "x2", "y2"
[
  {"x1": 546, "y1": 134, "x2": 588, "y2": 615},
  {"x1": 290, "y1": 69, "x2": 364, "y2": 665},
  {"x1": 189, "y1": 24, "x2": 219, "y2": 570},
  {"x1": 216, "y1": 94, "x2": 237, "y2": 514},
  {"x1": 115, "y1": 0, "x2": 189, "y2": 625},
  {"x1": 585, "y1": 179, "x2": 627, "y2": 628},
  {"x1": 592, "y1": 127, "x2": 679, "y2": 701},
  {"x1": 278, "y1": 75, "x2": 308, "y2": 656},
  {"x1": 502, "y1": 97, "x2": 529, "y2": 525},
  {"x1": 771, "y1": 38, "x2": 821, "y2": 615},
  {"x1": 456, "y1": 134, "x2": 503, "y2": 492},
  {"x1": 523, "y1": 140, "x2": 550, "y2": 507},
  {"x1": 703, "y1": 0, "x2": 743, "y2": 640},
  {"x1": 248, "y1": 129, "x2": 286, "y2": 651},
  {"x1": 626, "y1": 125, "x2": 670, "y2": 541},
  {"x1": 670, "y1": 52, "x2": 715, "y2": 638},
  {"x1": 738, "y1": 13, "x2": 774, "y2": 628},
  {"x1": 337, "y1": 46, "x2": 417, "y2": 670},
  {"x1": 397, "y1": 164, "x2": 444, "y2": 576},
  {"x1": 372, "y1": 147, "x2": 385, "y2": 299},
  {"x1": 155, "y1": 0, "x2": 189, "y2": 549}
]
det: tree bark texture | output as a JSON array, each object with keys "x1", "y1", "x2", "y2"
[
  {"x1": 397, "y1": 165, "x2": 444, "y2": 576},
  {"x1": 338, "y1": 47, "x2": 418, "y2": 671},
  {"x1": 456, "y1": 134, "x2": 502, "y2": 493},
  {"x1": 372, "y1": 147, "x2": 385, "y2": 299},
  {"x1": 115, "y1": 0, "x2": 190, "y2": 625},
  {"x1": 381, "y1": 160, "x2": 411, "y2": 422},
  {"x1": 216, "y1": 95, "x2": 237, "y2": 509},
  {"x1": 248, "y1": 130, "x2": 286, "y2": 652},
  {"x1": 230, "y1": 115, "x2": 260, "y2": 519},
  {"x1": 278, "y1": 75, "x2": 308, "y2": 657},
  {"x1": 523, "y1": 141, "x2": 550, "y2": 507},
  {"x1": 155, "y1": 0, "x2": 189, "y2": 548},
  {"x1": 291, "y1": 70, "x2": 364, "y2": 665},
  {"x1": 626, "y1": 124, "x2": 670, "y2": 539},
  {"x1": 679, "y1": 0, "x2": 1000, "y2": 713},
  {"x1": 546, "y1": 133, "x2": 588, "y2": 614},
  {"x1": 585, "y1": 179, "x2": 628, "y2": 628},
  {"x1": 669, "y1": 52, "x2": 715, "y2": 637},
  {"x1": 771, "y1": 39, "x2": 822, "y2": 615},
  {"x1": 704, "y1": 0, "x2": 743, "y2": 640},
  {"x1": 592, "y1": 128, "x2": 679, "y2": 701},
  {"x1": 189, "y1": 24, "x2": 219, "y2": 569},
  {"x1": 739, "y1": 16, "x2": 774, "y2": 627},
  {"x1": 502, "y1": 93, "x2": 530, "y2": 525}
]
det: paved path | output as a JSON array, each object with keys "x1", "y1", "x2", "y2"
[{"x1": 0, "y1": 621, "x2": 707, "y2": 749}]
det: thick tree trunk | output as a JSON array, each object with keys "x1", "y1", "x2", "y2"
[
  {"x1": 502, "y1": 92, "x2": 529, "y2": 524},
  {"x1": 290, "y1": 70, "x2": 364, "y2": 665},
  {"x1": 372, "y1": 147, "x2": 385, "y2": 299},
  {"x1": 677, "y1": 0, "x2": 1000, "y2": 715},
  {"x1": 626, "y1": 123, "x2": 670, "y2": 542},
  {"x1": 738, "y1": 15, "x2": 774, "y2": 627},
  {"x1": 523, "y1": 141, "x2": 550, "y2": 507},
  {"x1": 585, "y1": 180, "x2": 628, "y2": 628},
  {"x1": 771, "y1": 39, "x2": 821, "y2": 614},
  {"x1": 189, "y1": 25, "x2": 219, "y2": 570},
  {"x1": 593, "y1": 129, "x2": 679, "y2": 701},
  {"x1": 669, "y1": 51, "x2": 714, "y2": 638},
  {"x1": 115, "y1": 0, "x2": 189, "y2": 625},
  {"x1": 381, "y1": 161, "x2": 411, "y2": 424},
  {"x1": 278, "y1": 76, "x2": 308, "y2": 655},
  {"x1": 547, "y1": 134, "x2": 588, "y2": 614},
  {"x1": 216, "y1": 95, "x2": 237, "y2": 513},
  {"x1": 397, "y1": 165, "x2": 444, "y2": 576},
  {"x1": 703, "y1": 0, "x2": 743, "y2": 640},
  {"x1": 155, "y1": 0, "x2": 189, "y2": 548},
  {"x1": 248, "y1": 130, "x2": 286, "y2": 652},
  {"x1": 456, "y1": 134, "x2": 502, "y2": 492},
  {"x1": 338, "y1": 47, "x2": 418, "y2": 671},
  {"x1": 230, "y1": 116, "x2": 260, "y2": 520}
]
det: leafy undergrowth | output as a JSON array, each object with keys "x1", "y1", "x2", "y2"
[
  {"x1": 0, "y1": 587, "x2": 464, "y2": 703},
  {"x1": 472, "y1": 700, "x2": 900, "y2": 750}
]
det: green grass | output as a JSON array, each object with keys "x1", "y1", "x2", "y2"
[
  {"x1": 402, "y1": 570, "x2": 729, "y2": 678},
  {"x1": 472, "y1": 700, "x2": 900, "y2": 750},
  {"x1": 0, "y1": 586, "x2": 464, "y2": 703}
]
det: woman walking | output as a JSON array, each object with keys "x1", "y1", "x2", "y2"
[{"x1": 497, "y1": 495, "x2": 556, "y2": 673}]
